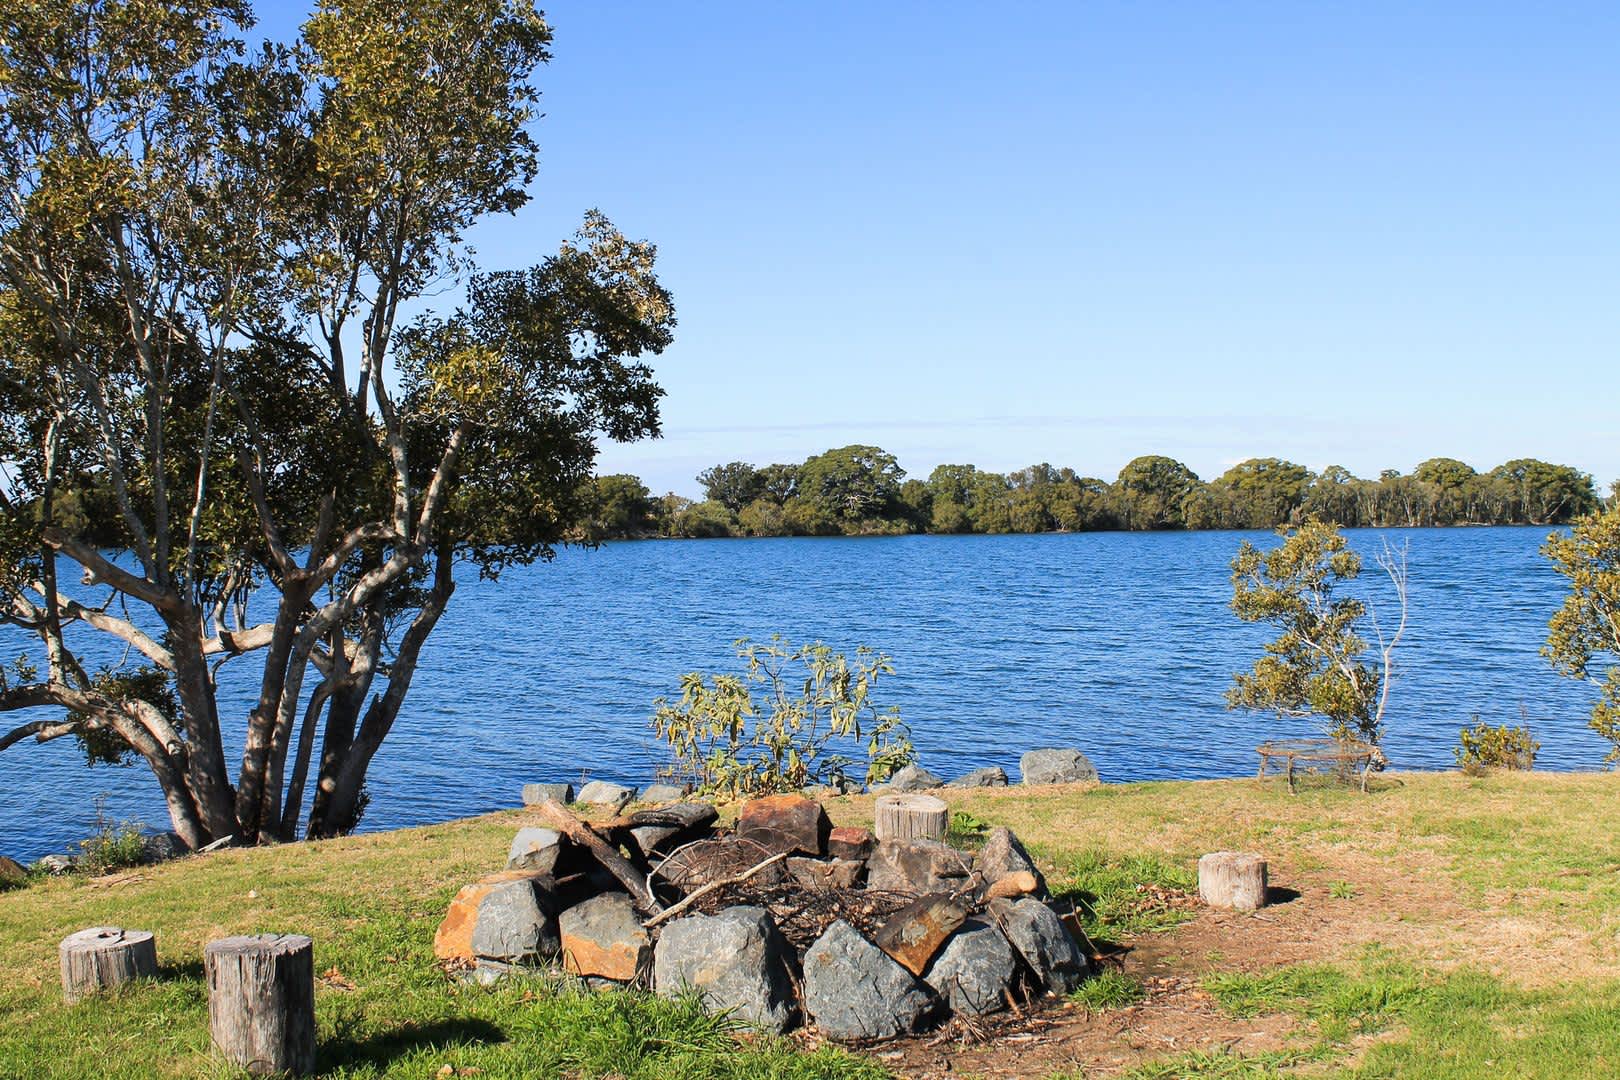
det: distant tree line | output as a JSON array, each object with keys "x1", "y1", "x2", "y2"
[{"x1": 571, "y1": 447, "x2": 1610, "y2": 541}]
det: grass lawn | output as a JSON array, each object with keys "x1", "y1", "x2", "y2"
[{"x1": 2, "y1": 770, "x2": 1617, "y2": 1078}]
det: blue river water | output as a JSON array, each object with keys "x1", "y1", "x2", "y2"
[{"x1": 0, "y1": 527, "x2": 1604, "y2": 862}]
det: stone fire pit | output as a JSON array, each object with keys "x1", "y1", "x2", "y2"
[{"x1": 433, "y1": 791, "x2": 1092, "y2": 1041}]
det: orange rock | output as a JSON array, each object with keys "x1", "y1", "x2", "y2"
[
  {"x1": 559, "y1": 893, "x2": 651, "y2": 982},
  {"x1": 736, "y1": 793, "x2": 830, "y2": 856},
  {"x1": 433, "y1": 870, "x2": 549, "y2": 962}
]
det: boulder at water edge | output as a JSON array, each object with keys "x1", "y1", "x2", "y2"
[
  {"x1": 879, "y1": 764, "x2": 944, "y2": 792},
  {"x1": 1019, "y1": 748, "x2": 1099, "y2": 786},
  {"x1": 639, "y1": 782, "x2": 689, "y2": 803},
  {"x1": 576, "y1": 780, "x2": 637, "y2": 807},
  {"x1": 945, "y1": 766, "x2": 1009, "y2": 788},
  {"x1": 522, "y1": 782, "x2": 574, "y2": 806},
  {"x1": 991, "y1": 896, "x2": 1089, "y2": 994},
  {"x1": 923, "y1": 918, "x2": 1018, "y2": 1015},
  {"x1": 654, "y1": 906, "x2": 797, "y2": 1033},
  {"x1": 802, "y1": 920, "x2": 938, "y2": 1040}
]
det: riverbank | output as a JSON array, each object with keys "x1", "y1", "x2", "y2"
[{"x1": 3, "y1": 770, "x2": 1617, "y2": 1078}]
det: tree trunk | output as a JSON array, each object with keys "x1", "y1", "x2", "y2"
[
  {"x1": 205, "y1": 934, "x2": 315, "y2": 1076},
  {"x1": 874, "y1": 794, "x2": 949, "y2": 843},
  {"x1": 60, "y1": 926, "x2": 157, "y2": 1002},
  {"x1": 1197, "y1": 851, "x2": 1268, "y2": 911},
  {"x1": 166, "y1": 617, "x2": 238, "y2": 840}
]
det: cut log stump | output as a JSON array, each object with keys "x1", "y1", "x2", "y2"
[
  {"x1": 874, "y1": 794, "x2": 949, "y2": 844},
  {"x1": 205, "y1": 934, "x2": 315, "y2": 1076},
  {"x1": 59, "y1": 926, "x2": 157, "y2": 1002},
  {"x1": 1198, "y1": 851, "x2": 1268, "y2": 911}
]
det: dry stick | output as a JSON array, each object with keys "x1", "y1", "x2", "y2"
[
  {"x1": 642, "y1": 852, "x2": 790, "y2": 930},
  {"x1": 531, "y1": 799, "x2": 663, "y2": 915}
]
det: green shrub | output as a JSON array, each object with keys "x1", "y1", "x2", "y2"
[
  {"x1": 650, "y1": 636, "x2": 913, "y2": 797},
  {"x1": 76, "y1": 800, "x2": 148, "y2": 875},
  {"x1": 1455, "y1": 717, "x2": 1539, "y2": 774}
]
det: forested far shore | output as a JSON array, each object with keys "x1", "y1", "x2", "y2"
[{"x1": 575, "y1": 447, "x2": 1612, "y2": 540}]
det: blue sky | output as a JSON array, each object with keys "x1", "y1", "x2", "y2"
[{"x1": 257, "y1": 1, "x2": 1618, "y2": 496}]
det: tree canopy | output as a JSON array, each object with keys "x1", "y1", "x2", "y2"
[
  {"x1": 604, "y1": 449, "x2": 1603, "y2": 541},
  {"x1": 0, "y1": 0, "x2": 673, "y2": 845}
]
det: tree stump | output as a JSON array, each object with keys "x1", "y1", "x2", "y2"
[
  {"x1": 204, "y1": 934, "x2": 316, "y2": 1076},
  {"x1": 1198, "y1": 852, "x2": 1268, "y2": 911},
  {"x1": 59, "y1": 927, "x2": 157, "y2": 1002},
  {"x1": 874, "y1": 794, "x2": 949, "y2": 843}
]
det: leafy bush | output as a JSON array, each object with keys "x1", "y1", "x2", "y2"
[
  {"x1": 75, "y1": 798, "x2": 148, "y2": 875},
  {"x1": 1455, "y1": 718, "x2": 1539, "y2": 773},
  {"x1": 650, "y1": 636, "x2": 913, "y2": 797}
]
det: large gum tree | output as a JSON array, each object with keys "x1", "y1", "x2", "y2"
[{"x1": 0, "y1": 0, "x2": 674, "y2": 845}]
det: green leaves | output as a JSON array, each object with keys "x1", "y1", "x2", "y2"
[
  {"x1": 1227, "y1": 520, "x2": 1390, "y2": 745},
  {"x1": 649, "y1": 635, "x2": 913, "y2": 797},
  {"x1": 1542, "y1": 505, "x2": 1620, "y2": 761}
]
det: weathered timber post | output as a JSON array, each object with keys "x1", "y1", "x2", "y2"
[
  {"x1": 874, "y1": 794, "x2": 949, "y2": 843},
  {"x1": 1197, "y1": 852, "x2": 1269, "y2": 911},
  {"x1": 204, "y1": 934, "x2": 316, "y2": 1075},
  {"x1": 59, "y1": 927, "x2": 157, "y2": 1002}
]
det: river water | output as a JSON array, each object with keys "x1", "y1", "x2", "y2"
[{"x1": 0, "y1": 527, "x2": 1604, "y2": 862}]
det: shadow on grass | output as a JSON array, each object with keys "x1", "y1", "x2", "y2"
[
  {"x1": 1266, "y1": 885, "x2": 1303, "y2": 905},
  {"x1": 320, "y1": 1018, "x2": 507, "y2": 1071},
  {"x1": 156, "y1": 960, "x2": 204, "y2": 982}
]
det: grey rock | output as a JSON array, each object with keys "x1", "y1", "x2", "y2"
[
  {"x1": 1019, "y1": 748, "x2": 1099, "y2": 786},
  {"x1": 803, "y1": 776, "x2": 861, "y2": 798},
  {"x1": 471, "y1": 958, "x2": 519, "y2": 986},
  {"x1": 879, "y1": 764, "x2": 944, "y2": 792},
  {"x1": 471, "y1": 876, "x2": 559, "y2": 963},
  {"x1": 787, "y1": 856, "x2": 864, "y2": 890},
  {"x1": 506, "y1": 827, "x2": 564, "y2": 873},
  {"x1": 923, "y1": 919, "x2": 1018, "y2": 1015},
  {"x1": 140, "y1": 831, "x2": 189, "y2": 864},
  {"x1": 626, "y1": 802, "x2": 718, "y2": 861},
  {"x1": 991, "y1": 897, "x2": 1088, "y2": 995},
  {"x1": 34, "y1": 854, "x2": 73, "y2": 875},
  {"x1": 559, "y1": 893, "x2": 652, "y2": 982},
  {"x1": 640, "y1": 782, "x2": 689, "y2": 803},
  {"x1": 802, "y1": 920, "x2": 937, "y2": 1041},
  {"x1": 866, "y1": 839, "x2": 972, "y2": 895},
  {"x1": 522, "y1": 782, "x2": 574, "y2": 806},
  {"x1": 576, "y1": 780, "x2": 637, "y2": 807},
  {"x1": 654, "y1": 906, "x2": 797, "y2": 1033},
  {"x1": 945, "y1": 766, "x2": 1009, "y2": 789},
  {"x1": 973, "y1": 827, "x2": 1048, "y2": 898}
]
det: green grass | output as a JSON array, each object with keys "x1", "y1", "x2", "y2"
[
  {"x1": 1068, "y1": 969, "x2": 1145, "y2": 1012},
  {"x1": 0, "y1": 818, "x2": 887, "y2": 1079},
  {"x1": 1119, "y1": 1048, "x2": 1329, "y2": 1079},
  {"x1": 9, "y1": 770, "x2": 1620, "y2": 1078},
  {"x1": 1048, "y1": 850, "x2": 1198, "y2": 941}
]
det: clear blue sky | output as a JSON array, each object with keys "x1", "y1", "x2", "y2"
[{"x1": 257, "y1": 1, "x2": 1619, "y2": 497}]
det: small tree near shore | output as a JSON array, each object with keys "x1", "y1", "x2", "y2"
[
  {"x1": 1543, "y1": 505, "x2": 1620, "y2": 762},
  {"x1": 1227, "y1": 520, "x2": 1409, "y2": 746},
  {"x1": 650, "y1": 637, "x2": 914, "y2": 797}
]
